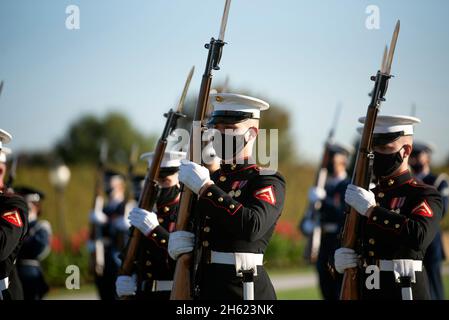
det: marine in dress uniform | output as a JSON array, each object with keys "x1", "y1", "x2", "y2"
[
  {"x1": 409, "y1": 142, "x2": 448, "y2": 300},
  {"x1": 308, "y1": 143, "x2": 353, "y2": 300},
  {"x1": 115, "y1": 151, "x2": 186, "y2": 300},
  {"x1": 14, "y1": 186, "x2": 52, "y2": 300},
  {"x1": 89, "y1": 170, "x2": 129, "y2": 300},
  {"x1": 168, "y1": 93, "x2": 286, "y2": 300},
  {"x1": 335, "y1": 115, "x2": 443, "y2": 300},
  {"x1": 0, "y1": 129, "x2": 28, "y2": 300}
]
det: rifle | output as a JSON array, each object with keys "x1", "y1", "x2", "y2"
[
  {"x1": 301, "y1": 104, "x2": 341, "y2": 264},
  {"x1": 126, "y1": 144, "x2": 139, "y2": 202},
  {"x1": 170, "y1": 0, "x2": 232, "y2": 300},
  {"x1": 118, "y1": 67, "x2": 193, "y2": 294},
  {"x1": 89, "y1": 140, "x2": 108, "y2": 277},
  {"x1": 339, "y1": 21, "x2": 400, "y2": 300}
]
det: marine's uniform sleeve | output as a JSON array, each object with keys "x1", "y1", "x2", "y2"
[
  {"x1": 365, "y1": 186, "x2": 442, "y2": 251},
  {"x1": 0, "y1": 195, "x2": 28, "y2": 261},
  {"x1": 146, "y1": 225, "x2": 170, "y2": 249},
  {"x1": 199, "y1": 172, "x2": 286, "y2": 242}
]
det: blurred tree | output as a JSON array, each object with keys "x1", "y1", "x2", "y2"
[{"x1": 55, "y1": 112, "x2": 156, "y2": 164}]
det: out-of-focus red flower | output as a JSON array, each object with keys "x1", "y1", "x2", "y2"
[
  {"x1": 274, "y1": 220, "x2": 300, "y2": 240},
  {"x1": 70, "y1": 227, "x2": 89, "y2": 253},
  {"x1": 78, "y1": 226, "x2": 89, "y2": 242},
  {"x1": 51, "y1": 234, "x2": 64, "y2": 253}
]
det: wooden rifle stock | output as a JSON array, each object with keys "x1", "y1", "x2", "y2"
[
  {"x1": 340, "y1": 20, "x2": 400, "y2": 299},
  {"x1": 119, "y1": 141, "x2": 165, "y2": 276},
  {"x1": 171, "y1": 0, "x2": 231, "y2": 300},
  {"x1": 118, "y1": 67, "x2": 191, "y2": 297}
]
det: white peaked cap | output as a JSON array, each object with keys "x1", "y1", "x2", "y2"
[
  {"x1": 209, "y1": 93, "x2": 269, "y2": 120},
  {"x1": 140, "y1": 150, "x2": 186, "y2": 168},
  {"x1": 358, "y1": 115, "x2": 421, "y2": 136},
  {"x1": 0, "y1": 129, "x2": 12, "y2": 150},
  {"x1": 0, "y1": 147, "x2": 11, "y2": 163}
]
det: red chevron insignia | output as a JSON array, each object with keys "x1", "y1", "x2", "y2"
[
  {"x1": 254, "y1": 186, "x2": 276, "y2": 205},
  {"x1": 411, "y1": 201, "x2": 433, "y2": 218},
  {"x1": 1, "y1": 209, "x2": 23, "y2": 227}
]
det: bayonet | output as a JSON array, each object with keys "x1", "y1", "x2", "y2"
[
  {"x1": 385, "y1": 20, "x2": 400, "y2": 75},
  {"x1": 176, "y1": 66, "x2": 195, "y2": 113},
  {"x1": 219, "y1": 0, "x2": 232, "y2": 41}
]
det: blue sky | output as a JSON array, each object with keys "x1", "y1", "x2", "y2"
[{"x1": 1, "y1": 0, "x2": 449, "y2": 165}]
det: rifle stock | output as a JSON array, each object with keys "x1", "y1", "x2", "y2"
[
  {"x1": 120, "y1": 141, "x2": 165, "y2": 276},
  {"x1": 118, "y1": 67, "x2": 191, "y2": 298},
  {"x1": 340, "y1": 20, "x2": 400, "y2": 299},
  {"x1": 171, "y1": 0, "x2": 231, "y2": 300}
]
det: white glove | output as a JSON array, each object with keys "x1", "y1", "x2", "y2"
[
  {"x1": 334, "y1": 247, "x2": 358, "y2": 274},
  {"x1": 89, "y1": 210, "x2": 108, "y2": 225},
  {"x1": 116, "y1": 275, "x2": 137, "y2": 297},
  {"x1": 168, "y1": 231, "x2": 195, "y2": 260},
  {"x1": 308, "y1": 187, "x2": 326, "y2": 203},
  {"x1": 128, "y1": 207, "x2": 159, "y2": 236},
  {"x1": 345, "y1": 184, "x2": 376, "y2": 216},
  {"x1": 179, "y1": 159, "x2": 212, "y2": 194}
]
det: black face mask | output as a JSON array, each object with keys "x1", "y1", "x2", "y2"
[
  {"x1": 212, "y1": 130, "x2": 249, "y2": 161},
  {"x1": 373, "y1": 147, "x2": 404, "y2": 178},
  {"x1": 158, "y1": 185, "x2": 180, "y2": 204}
]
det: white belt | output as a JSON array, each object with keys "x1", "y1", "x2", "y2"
[
  {"x1": 378, "y1": 259, "x2": 422, "y2": 301},
  {"x1": 379, "y1": 259, "x2": 422, "y2": 283},
  {"x1": 152, "y1": 280, "x2": 173, "y2": 292},
  {"x1": 18, "y1": 259, "x2": 41, "y2": 267},
  {"x1": 211, "y1": 251, "x2": 264, "y2": 277},
  {"x1": 322, "y1": 223, "x2": 339, "y2": 233}
]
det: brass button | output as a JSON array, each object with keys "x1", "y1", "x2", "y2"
[
  {"x1": 228, "y1": 190, "x2": 235, "y2": 197},
  {"x1": 207, "y1": 192, "x2": 213, "y2": 197},
  {"x1": 384, "y1": 220, "x2": 389, "y2": 225},
  {"x1": 158, "y1": 218, "x2": 164, "y2": 223},
  {"x1": 202, "y1": 240, "x2": 209, "y2": 247},
  {"x1": 369, "y1": 238, "x2": 375, "y2": 245},
  {"x1": 388, "y1": 179, "x2": 395, "y2": 186},
  {"x1": 160, "y1": 239, "x2": 166, "y2": 244},
  {"x1": 372, "y1": 216, "x2": 377, "y2": 221},
  {"x1": 378, "y1": 192, "x2": 384, "y2": 198},
  {"x1": 146, "y1": 273, "x2": 152, "y2": 278},
  {"x1": 203, "y1": 226, "x2": 210, "y2": 233},
  {"x1": 163, "y1": 206, "x2": 170, "y2": 213},
  {"x1": 152, "y1": 233, "x2": 157, "y2": 237},
  {"x1": 368, "y1": 251, "x2": 375, "y2": 257},
  {"x1": 218, "y1": 197, "x2": 224, "y2": 202},
  {"x1": 146, "y1": 260, "x2": 152, "y2": 266},
  {"x1": 230, "y1": 164, "x2": 237, "y2": 170},
  {"x1": 215, "y1": 95, "x2": 223, "y2": 102},
  {"x1": 229, "y1": 204, "x2": 235, "y2": 209},
  {"x1": 219, "y1": 175, "x2": 227, "y2": 182},
  {"x1": 235, "y1": 190, "x2": 241, "y2": 197},
  {"x1": 395, "y1": 224, "x2": 400, "y2": 229},
  {"x1": 146, "y1": 250, "x2": 150, "y2": 254}
]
